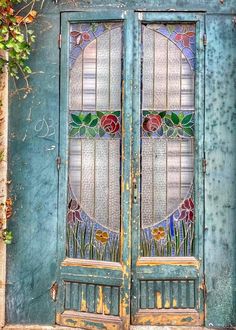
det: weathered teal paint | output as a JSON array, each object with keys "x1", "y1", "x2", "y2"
[
  {"x1": 6, "y1": 0, "x2": 236, "y2": 328},
  {"x1": 205, "y1": 14, "x2": 236, "y2": 328},
  {"x1": 7, "y1": 6, "x2": 60, "y2": 324}
]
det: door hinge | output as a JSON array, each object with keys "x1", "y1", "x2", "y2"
[
  {"x1": 50, "y1": 282, "x2": 58, "y2": 301},
  {"x1": 56, "y1": 156, "x2": 61, "y2": 170},
  {"x1": 132, "y1": 177, "x2": 138, "y2": 204},
  {"x1": 203, "y1": 33, "x2": 207, "y2": 46},
  {"x1": 202, "y1": 158, "x2": 207, "y2": 174},
  {"x1": 58, "y1": 33, "x2": 62, "y2": 49}
]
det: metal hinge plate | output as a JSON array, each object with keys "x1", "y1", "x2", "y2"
[{"x1": 58, "y1": 34, "x2": 62, "y2": 49}]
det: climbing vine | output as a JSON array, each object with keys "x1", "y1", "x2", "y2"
[
  {"x1": 0, "y1": 0, "x2": 39, "y2": 95},
  {"x1": 0, "y1": 0, "x2": 40, "y2": 244}
]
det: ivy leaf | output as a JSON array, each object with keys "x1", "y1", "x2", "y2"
[
  {"x1": 156, "y1": 126, "x2": 164, "y2": 136},
  {"x1": 112, "y1": 111, "x2": 121, "y2": 117},
  {"x1": 182, "y1": 114, "x2": 193, "y2": 126},
  {"x1": 171, "y1": 112, "x2": 180, "y2": 125},
  {"x1": 70, "y1": 122, "x2": 81, "y2": 128},
  {"x1": 89, "y1": 118, "x2": 98, "y2": 127},
  {"x1": 177, "y1": 128, "x2": 184, "y2": 137},
  {"x1": 79, "y1": 126, "x2": 86, "y2": 136},
  {"x1": 165, "y1": 117, "x2": 173, "y2": 127},
  {"x1": 167, "y1": 24, "x2": 175, "y2": 34},
  {"x1": 99, "y1": 128, "x2": 105, "y2": 137},
  {"x1": 158, "y1": 111, "x2": 166, "y2": 118},
  {"x1": 178, "y1": 112, "x2": 185, "y2": 121},
  {"x1": 69, "y1": 127, "x2": 80, "y2": 137},
  {"x1": 71, "y1": 114, "x2": 82, "y2": 125},
  {"x1": 83, "y1": 113, "x2": 92, "y2": 125},
  {"x1": 96, "y1": 111, "x2": 104, "y2": 119},
  {"x1": 183, "y1": 127, "x2": 194, "y2": 136},
  {"x1": 167, "y1": 127, "x2": 175, "y2": 137},
  {"x1": 87, "y1": 128, "x2": 96, "y2": 137}
]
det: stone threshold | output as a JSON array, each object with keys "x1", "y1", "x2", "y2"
[{"x1": 2, "y1": 325, "x2": 227, "y2": 330}]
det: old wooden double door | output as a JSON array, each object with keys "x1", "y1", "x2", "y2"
[{"x1": 56, "y1": 10, "x2": 205, "y2": 329}]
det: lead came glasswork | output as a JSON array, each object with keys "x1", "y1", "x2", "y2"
[
  {"x1": 67, "y1": 22, "x2": 123, "y2": 261},
  {"x1": 141, "y1": 23, "x2": 196, "y2": 257}
]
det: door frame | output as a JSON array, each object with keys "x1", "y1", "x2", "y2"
[{"x1": 56, "y1": 9, "x2": 206, "y2": 329}]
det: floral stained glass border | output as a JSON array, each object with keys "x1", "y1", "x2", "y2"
[
  {"x1": 142, "y1": 111, "x2": 194, "y2": 138},
  {"x1": 69, "y1": 111, "x2": 121, "y2": 138}
]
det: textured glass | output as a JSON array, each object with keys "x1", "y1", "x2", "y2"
[
  {"x1": 67, "y1": 23, "x2": 122, "y2": 261},
  {"x1": 141, "y1": 24, "x2": 195, "y2": 257},
  {"x1": 70, "y1": 23, "x2": 122, "y2": 111}
]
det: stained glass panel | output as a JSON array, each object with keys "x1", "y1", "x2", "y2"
[
  {"x1": 141, "y1": 23, "x2": 195, "y2": 257},
  {"x1": 67, "y1": 22, "x2": 123, "y2": 261}
]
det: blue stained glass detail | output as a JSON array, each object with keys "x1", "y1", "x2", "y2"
[{"x1": 146, "y1": 23, "x2": 196, "y2": 70}]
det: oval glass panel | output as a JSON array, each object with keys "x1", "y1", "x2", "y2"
[
  {"x1": 67, "y1": 22, "x2": 123, "y2": 261},
  {"x1": 140, "y1": 23, "x2": 195, "y2": 257}
]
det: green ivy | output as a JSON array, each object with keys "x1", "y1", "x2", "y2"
[{"x1": 0, "y1": 0, "x2": 38, "y2": 94}]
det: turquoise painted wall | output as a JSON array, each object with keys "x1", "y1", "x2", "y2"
[{"x1": 7, "y1": 0, "x2": 236, "y2": 327}]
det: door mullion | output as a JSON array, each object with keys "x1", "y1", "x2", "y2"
[
  {"x1": 120, "y1": 11, "x2": 134, "y2": 330},
  {"x1": 131, "y1": 13, "x2": 142, "y2": 319}
]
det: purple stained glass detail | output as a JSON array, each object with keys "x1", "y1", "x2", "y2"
[
  {"x1": 146, "y1": 23, "x2": 196, "y2": 70},
  {"x1": 70, "y1": 22, "x2": 122, "y2": 68},
  {"x1": 66, "y1": 190, "x2": 120, "y2": 261},
  {"x1": 141, "y1": 187, "x2": 194, "y2": 257}
]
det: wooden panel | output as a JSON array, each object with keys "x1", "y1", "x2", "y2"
[
  {"x1": 132, "y1": 309, "x2": 203, "y2": 326},
  {"x1": 139, "y1": 280, "x2": 196, "y2": 310},
  {"x1": 57, "y1": 311, "x2": 122, "y2": 329},
  {"x1": 64, "y1": 282, "x2": 120, "y2": 316}
]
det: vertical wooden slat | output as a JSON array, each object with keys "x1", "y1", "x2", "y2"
[
  {"x1": 110, "y1": 287, "x2": 119, "y2": 316},
  {"x1": 96, "y1": 285, "x2": 103, "y2": 314},
  {"x1": 80, "y1": 283, "x2": 87, "y2": 312},
  {"x1": 155, "y1": 281, "x2": 162, "y2": 309},
  {"x1": 140, "y1": 281, "x2": 147, "y2": 309},
  {"x1": 188, "y1": 280, "x2": 195, "y2": 308},
  {"x1": 65, "y1": 282, "x2": 71, "y2": 310},
  {"x1": 78, "y1": 283, "x2": 82, "y2": 311},
  {"x1": 70, "y1": 282, "x2": 79, "y2": 310},
  {"x1": 147, "y1": 281, "x2": 155, "y2": 309},
  {"x1": 171, "y1": 281, "x2": 179, "y2": 308},
  {"x1": 87, "y1": 284, "x2": 95, "y2": 313},
  {"x1": 180, "y1": 280, "x2": 187, "y2": 308},
  {"x1": 163, "y1": 281, "x2": 171, "y2": 309},
  {"x1": 103, "y1": 286, "x2": 111, "y2": 315}
]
